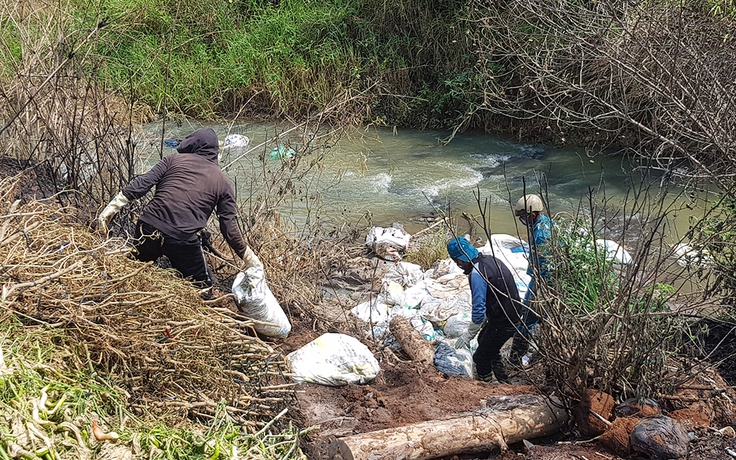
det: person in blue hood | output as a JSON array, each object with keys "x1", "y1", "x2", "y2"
[
  {"x1": 447, "y1": 237, "x2": 524, "y2": 384},
  {"x1": 98, "y1": 128, "x2": 261, "y2": 293}
]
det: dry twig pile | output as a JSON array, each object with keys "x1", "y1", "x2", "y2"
[{"x1": 0, "y1": 174, "x2": 292, "y2": 428}]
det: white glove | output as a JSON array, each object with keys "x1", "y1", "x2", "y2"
[
  {"x1": 241, "y1": 246, "x2": 263, "y2": 270},
  {"x1": 455, "y1": 321, "x2": 483, "y2": 350},
  {"x1": 98, "y1": 192, "x2": 129, "y2": 233}
]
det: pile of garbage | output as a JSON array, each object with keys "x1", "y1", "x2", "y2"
[
  {"x1": 286, "y1": 232, "x2": 534, "y2": 386},
  {"x1": 284, "y1": 223, "x2": 650, "y2": 387}
]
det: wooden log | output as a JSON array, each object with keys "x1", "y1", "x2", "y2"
[
  {"x1": 330, "y1": 395, "x2": 569, "y2": 460},
  {"x1": 389, "y1": 315, "x2": 435, "y2": 367}
]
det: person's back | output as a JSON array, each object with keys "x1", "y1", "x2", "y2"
[
  {"x1": 123, "y1": 128, "x2": 240, "y2": 244},
  {"x1": 127, "y1": 152, "x2": 234, "y2": 241},
  {"x1": 473, "y1": 253, "x2": 522, "y2": 324},
  {"x1": 98, "y1": 127, "x2": 260, "y2": 294},
  {"x1": 447, "y1": 237, "x2": 523, "y2": 383}
]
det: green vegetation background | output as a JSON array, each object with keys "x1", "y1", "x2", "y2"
[{"x1": 63, "y1": 0, "x2": 475, "y2": 128}]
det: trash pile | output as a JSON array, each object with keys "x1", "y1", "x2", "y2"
[
  {"x1": 286, "y1": 226, "x2": 638, "y2": 387},
  {"x1": 285, "y1": 232, "x2": 533, "y2": 385}
]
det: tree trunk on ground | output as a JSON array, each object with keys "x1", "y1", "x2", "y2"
[
  {"x1": 389, "y1": 315, "x2": 435, "y2": 367},
  {"x1": 329, "y1": 395, "x2": 569, "y2": 460}
]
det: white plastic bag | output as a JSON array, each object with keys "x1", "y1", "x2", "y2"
[
  {"x1": 350, "y1": 298, "x2": 390, "y2": 325},
  {"x1": 286, "y1": 333, "x2": 381, "y2": 386},
  {"x1": 382, "y1": 262, "x2": 424, "y2": 288},
  {"x1": 443, "y1": 309, "x2": 473, "y2": 338},
  {"x1": 365, "y1": 225, "x2": 411, "y2": 261},
  {"x1": 479, "y1": 234, "x2": 532, "y2": 300},
  {"x1": 596, "y1": 239, "x2": 633, "y2": 265},
  {"x1": 232, "y1": 267, "x2": 291, "y2": 338}
]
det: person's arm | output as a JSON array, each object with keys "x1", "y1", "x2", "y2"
[
  {"x1": 216, "y1": 190, "x2": 262, "y2": 268},
  {"x1": 98, "y1": 157, "x2": 171, "y2": 233},
  {"x1": 455, "y1": 269, "x2": 487, "y2": 349},
  {"x1": 532, "y1": 216, "x2": 552, "y2": 278},
  {"x1": 469, "y1": 270, "x2": 488, "y2": 325},
  {"x1": 122, "y1": 156, "x2": 171, "y2": 201}
]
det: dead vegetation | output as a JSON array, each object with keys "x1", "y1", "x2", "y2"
[{"x1": 0, "y1": 174, "x2": 293, "y2": 426}]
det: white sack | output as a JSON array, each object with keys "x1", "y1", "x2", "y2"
[
  {"x1": 382, "y1": 262, "x2": 424, "y2": 288},
  {"x1": 419, "y1": 289, "x2": 471, "y2": 324},
  {"x1": 232, "y1": 267, "x2": 291, "y2": 338},
  {"x1": 596, "y1": 239, "x2": 633, "y2": 265},
  {"x1": 286, "y1": 333, "x2": 381, "y2": 386},
  {"x1": 366, "y1": 225, "x2": 411, "y2": 261},
  {"x1": 479, "y1": 234, "x2": 532, "y2": 300},
  {"x1": 350, "y1": 298, "x2": 390, "y2": 325}
]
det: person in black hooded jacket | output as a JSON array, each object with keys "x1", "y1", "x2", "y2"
[{"x1": 97, "y1": 127, "x2": 261, "y2": 290}]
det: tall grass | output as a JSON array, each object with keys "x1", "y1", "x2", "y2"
[
  {"x1": 0, "y1": 318, "x2": 307, "y2": 459},
  {"x1": 22, "y1": 0, "x2": 474, "y2": 126}
]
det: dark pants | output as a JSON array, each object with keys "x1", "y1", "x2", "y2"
[
  {"x1": 509, "y1": 278, "x2": 543, "y2": 365},
  {"x1": 133, "y1": 222, "x2": 212, "y2": 288},
  {"x1": 474, "y1": 321, "x2": 519, "y2": 383}
]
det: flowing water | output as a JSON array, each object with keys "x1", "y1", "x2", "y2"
[{"x1": 138, "y1": 122, "x2": 705, "y2": 243}]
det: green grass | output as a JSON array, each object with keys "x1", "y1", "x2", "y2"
[
  {"x1": 0, "y1": 318, "x2": 307, "y2": 459},
  {"x1": 27, "y1": 0, "x2": 473, "y2": 124}
]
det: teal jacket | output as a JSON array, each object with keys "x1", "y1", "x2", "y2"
[{"x1": 526, "y1": 214, "x2": 551, "y2": 279}]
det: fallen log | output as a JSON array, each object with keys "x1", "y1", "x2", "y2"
[
  {"x1": 389, "y1": 315, "x2": 435, "y2": 367},
  {"x1": 330, "y1": 395, "x2": 569, "y2": 460}
]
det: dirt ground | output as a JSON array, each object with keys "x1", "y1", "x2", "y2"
[{"x1": 276, "y1": 312, "x2": 736, "y2": 460}]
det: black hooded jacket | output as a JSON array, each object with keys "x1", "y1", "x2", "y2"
[{"x1": 122, "y1": 128, "x2": 247, "y2": 258}]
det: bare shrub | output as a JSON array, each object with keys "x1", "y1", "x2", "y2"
[
  {"x1": 465, "y1": 174, "x2": 719, "y2": 406},
  {"x1": 0, "y1": 1, "x2": 148, "y2": 217},
  {"x1": 468, "y1": 0, "x2": 736, "y2": 179}
]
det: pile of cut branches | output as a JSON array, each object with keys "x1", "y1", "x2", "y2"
[{"x1": 0, "y1": 173, "x2": 292, "y2": 428}]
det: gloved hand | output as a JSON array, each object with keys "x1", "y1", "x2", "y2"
[
  {"x1": 455, "y1": 321, "x2": 483, "y2": 350},
  {"x1": 98, "y1": 192, "x2": 129, "y2": 234},
  {"x1": 240, "y1": 246, "x2": 263, "y2": 270}
]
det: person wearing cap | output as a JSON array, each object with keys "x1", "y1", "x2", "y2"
[
  {"x1": 97, "y1": 127, "x2": 262, "y2": 294},
  {"x1": 510, "y1": 193, "x2": 552, "y2": 363},
  {"x1": 514, "y1": 193, "x2": 552, "y2": 317},
  {"x1": 447, "y1": 236, "x2": 524, "y2": 383}
]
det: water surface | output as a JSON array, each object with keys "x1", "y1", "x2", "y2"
[{"x1": 138, "y1": 122, "x2": 704, "y2": 242}]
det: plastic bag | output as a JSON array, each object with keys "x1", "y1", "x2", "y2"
[
  {"x1": 350, "y1": 298, "x2": 390, "y2": 325},
  {"x1": 443, "y1": 309, "x2": 473, "y2": 338},
  {"x1": 286, "y1": 333, "x2": 381, "y2": 386},
  {"x1": 269, "y1": 145, "x2": 295, "y2": 160},
  {"x1": 232, "y1": 267, "x2": 291, "y2": 338},
  {"x1": 365, "y1": 225, "x2": 411, "y2": 261},
  {"x1": 382, "y1": 262, "x2": 424, "y2": 288},
  {"x1": 596, "y1": 239, "x2": 633, "y2": 265},
  {"x1": 222, "y1": 134, "x2": 250, "y2": 148},
  {"x1": 479, "y1": 234, "x2": 532, "y2": 300},
  {"x1": 433, "y1": 340, "x2": 473, "y2": 377}
]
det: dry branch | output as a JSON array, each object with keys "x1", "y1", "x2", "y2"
[{"x1": 0, "y1": 176, "x2": 292, "y2": 427}]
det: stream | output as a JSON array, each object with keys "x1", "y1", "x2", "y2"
[{"x1": 137, "y1": 121, "x2": 705, "y2": 244}]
